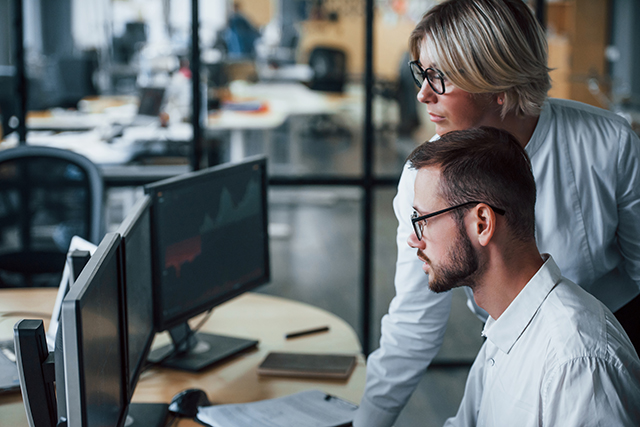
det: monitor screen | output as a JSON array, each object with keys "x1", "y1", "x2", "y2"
[
  {"x1": 61, "y1": 233, "x2": 127, "y2": 427},
  {"x1": 137, "y1": 87, "x2": 165, "y2": 117},
  {"x1": 145, "y1": 156, "x2": 270, "y2": 332},
  {"x1": 115, "y1": 195, "x2": 155, "y2": 393}
]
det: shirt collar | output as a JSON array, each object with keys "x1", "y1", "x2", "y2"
[
  {"x1": 482, "y1": 254, "x2": 562, "y2": 354},
  {"x1": 523, "y1": 100, "x2": 550, "y2": 159}
]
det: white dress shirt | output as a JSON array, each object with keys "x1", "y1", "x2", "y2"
[
  {"x1": 444, "y1": 255, "x2": 640, "y2": 427},
  {"x1": 354, "y1": 98, "x2": 640, "y2": 427}
]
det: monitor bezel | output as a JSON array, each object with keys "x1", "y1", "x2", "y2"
[
  {"x1": 61, "y1": 232, "x2": 127, "y2": 427},
  {"x1": 144, "y1": 156, "x2": 270, "y2": 332},
  {"x1": 114, "y1": 195, "x2": 156, "y2": 395}
]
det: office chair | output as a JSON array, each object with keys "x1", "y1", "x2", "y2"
[
  {"x1": 0, "y1": 146, "x2": 103, "y2": 287},
  {"x1": 308, "y1": 47, "x2": 347, "y2": 93},
  {"x1": 56, "y1": 53, "x2": 99, "y2": 109},
  {"x1": 0, "y1": 74, "x2": 17, "y2": 139}
]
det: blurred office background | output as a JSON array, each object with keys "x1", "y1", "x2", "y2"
[{"x1": 1, "y1": 0, "x2": 639, "y2": 425}]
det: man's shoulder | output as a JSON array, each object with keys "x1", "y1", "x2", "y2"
[{"x1": 540, "y1": 279, "x2": 634, "y2": 364}]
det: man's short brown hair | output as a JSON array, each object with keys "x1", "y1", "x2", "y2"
[{"x1": 408, "y1": 127, "x2": 536, "y2": 243}]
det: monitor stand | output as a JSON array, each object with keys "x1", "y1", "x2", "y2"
[
  {"x1": 148, "y1": 323, "x2": 258, "y2": 372},
  {"x1": 125, "y1": 403, "x2": 169, "y2": 427}
]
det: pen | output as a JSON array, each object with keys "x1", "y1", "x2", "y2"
[{"x1": 285, "y1": 326, "x2": 330, "y2": 339}]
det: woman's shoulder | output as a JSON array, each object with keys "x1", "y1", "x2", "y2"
[{"x1": 546, "y1": 98, "x2": 631, "y2": 129}]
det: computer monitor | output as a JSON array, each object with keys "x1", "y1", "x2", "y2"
[
  {"x1": 144, "y1": 156, "x2": 270, "y2": 371},
  {"x1": 14, "y1": 319, "x2": 57, "y2": 427},
  {"x1": 115, "y1": 196, "x2": 169, "y2": 426},
  {"x1": 61, "y1": 232, "x2": 128, "y2": 427},
  {"x1": 137, "y1": 87, "x2": 165, "y2": 117},
  {"x1": 115, "y1": 195, "x2": 155, "y2": 391}
]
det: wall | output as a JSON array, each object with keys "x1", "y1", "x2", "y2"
[
  {"x1": 299, "y1": 11, "x2": 416, "y2": 81},
  {"x1": 546, "y1": 0, "x2": 609, "y2": 107}
]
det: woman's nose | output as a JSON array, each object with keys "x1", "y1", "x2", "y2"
[{"x1": 417, "y1": 80, "x2": 437, "y2": 104}]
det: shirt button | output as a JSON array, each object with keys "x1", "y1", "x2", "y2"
[{"x1": 488, "y1": 358, "x2": 495, "y2": 366}]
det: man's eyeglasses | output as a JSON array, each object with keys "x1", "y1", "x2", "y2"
[
  {"x1": 411, "y1": 201, "x2": 506, "y2": 241},
  {"x1": 408, "y1": 60, "x2": 446, "y2": 95}
]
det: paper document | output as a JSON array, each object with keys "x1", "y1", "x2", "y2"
[{"x1": 196, "y1": 389, "x2": 357, "y2": 427}]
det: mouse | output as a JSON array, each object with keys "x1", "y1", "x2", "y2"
[{"x1": 168, "y1": 388, "x2": 211, "y2": 418}]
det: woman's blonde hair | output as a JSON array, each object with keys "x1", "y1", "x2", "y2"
[{"x1": 409, "y1": 0, "x2": 551, "y2": 118}]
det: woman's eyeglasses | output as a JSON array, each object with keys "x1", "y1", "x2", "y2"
[{"x1": 408, "y1": 60, "x2": 446, "y2": 95}]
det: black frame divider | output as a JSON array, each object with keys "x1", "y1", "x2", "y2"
[
  {"x1": 190, "y1": 0, "x2": 203, "y2": 172},
  {"x1": 14, "y1": 0, "x2": 27, "y2": 144}
]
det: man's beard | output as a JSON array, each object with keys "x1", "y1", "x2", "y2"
[{"x1": 426, "y1": 225, "x2": 483, "y2": 293}]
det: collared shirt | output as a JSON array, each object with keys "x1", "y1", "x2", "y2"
[
  {"x1": 354, "y1": 98, "x2": 640, "y2": 427},
  {"x1": 444, "y1": 256, "x2": 640, "y2": 426}
]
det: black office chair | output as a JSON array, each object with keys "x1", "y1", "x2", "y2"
[
  {"x1": 0, "y1": 146, "x2": 103, "y2": 287},
  {"x1": 308, "y1": 47, "x2": 347, "y2": 93}
]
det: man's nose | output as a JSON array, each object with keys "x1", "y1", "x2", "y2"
[{"x1": 407, "y1": 231, "x2": 425, "y2": 249}]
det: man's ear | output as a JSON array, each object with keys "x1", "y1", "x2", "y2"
[{"x1": 472, "y1": 204, "x2": 496, "y2": 247}]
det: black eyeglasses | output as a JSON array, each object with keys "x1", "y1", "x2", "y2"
[
  {"x1": 408, "y1": 60, "x2": 446, "y2": 95},
  {"x1": 411, "y1": 201, "x2": 506, "y2": 241}
]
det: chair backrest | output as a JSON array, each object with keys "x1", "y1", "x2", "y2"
[
  {"x1": 308, "y1": 47, "x2": 347, "y2": 93},
  {"x1": 0, "y1": 146, "x2": 103, "y2": 287}
]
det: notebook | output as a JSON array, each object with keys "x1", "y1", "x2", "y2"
[{"x1": 257, "y1": 352, "x2": 357, "y2": 380}]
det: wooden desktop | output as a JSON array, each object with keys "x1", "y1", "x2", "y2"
[{"x1": 0, "y1": 288, "x2": 365, "y2": 426}]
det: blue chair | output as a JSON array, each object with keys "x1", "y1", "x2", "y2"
[{"x1": 0, "y1": 146, "x2": 103, "y2": 287}]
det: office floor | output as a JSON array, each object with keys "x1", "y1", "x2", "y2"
[{"x1": 106, "y1": 112, "x2": 484, "y2": 427}]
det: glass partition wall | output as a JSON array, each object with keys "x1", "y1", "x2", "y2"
[{"x1": 4, "y1": 0, "x2": 633, "y2": 358}]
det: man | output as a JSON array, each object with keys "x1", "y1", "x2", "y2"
[
  {"x1": 409, "y1": 127, "x2": 640, "y2": 426},
  {"x1": 354, "y1": 1, "x2": 640, "y2": 425}
]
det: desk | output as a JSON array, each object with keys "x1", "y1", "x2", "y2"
[
  {"x1": 207, "y1": 82, "x2": 359, "y2": 162},
  {"x1": 0, "y1": 289, "x2": 365, "y2": 427}
]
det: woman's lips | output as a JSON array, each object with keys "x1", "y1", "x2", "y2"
[{"x1": 429, "y1": 113, "x2": 445, "y2": 123}]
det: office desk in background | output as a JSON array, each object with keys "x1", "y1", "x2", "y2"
[
  {"x1": 0, "y1": 289, "x2": 365, "y2": 427},
  {"x1": 0, "y1": 82, "x2": 359, "y2": 176},
  {"x1": 207, "y1": 82, "x2": 359, "y2": 162}
]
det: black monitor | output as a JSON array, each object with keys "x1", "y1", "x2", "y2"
[
  {"x1": 14, "y1": 319, "x2": 57, "y2": 427},
  {"x1": 137, "y1": 87, "x2": 165, "y2": 117},
  {"x1": 115, "y1": 195, "x2": 155, "y2": 391},
  {"x1": 144, "y1": 156, "x2": 270, "y2": 371},
  {"x1": 116, "y1": 195, "x2": 169, "y2": 426},
  {"x1": 61, "y1": 233, "x2": 128, "y2": 427}
]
